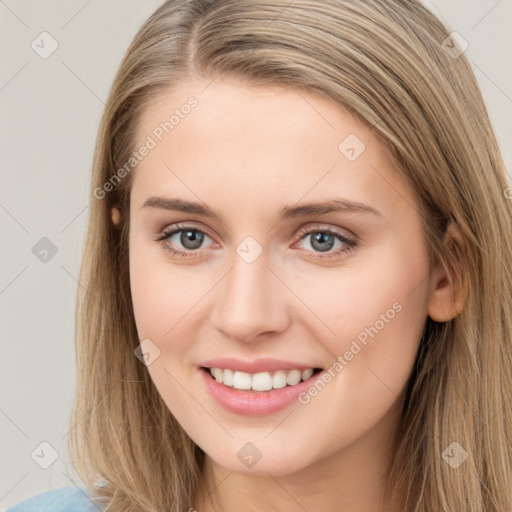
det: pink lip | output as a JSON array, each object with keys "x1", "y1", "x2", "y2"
[
  {"x1": 199, "y1": 367, "x2": 323, "y2": 416},
  {"x1": 200, "y1": 357, "x2": 321, "y2": 374}
]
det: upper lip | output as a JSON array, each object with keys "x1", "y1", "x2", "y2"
[{"x1": 200, "y1": 357, "x2": 322, "y2": 374}]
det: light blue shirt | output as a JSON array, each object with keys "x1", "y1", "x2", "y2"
[{"x1": 6, "y1": 486, "x2": 104, "y2": 511}]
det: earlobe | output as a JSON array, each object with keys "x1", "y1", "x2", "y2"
[
  {"x1": 427, "y1": 221, "x2": 468, "y2": 323},
  {"x1": 111, "y1": 207, "x2": 121, "y2": 226}
]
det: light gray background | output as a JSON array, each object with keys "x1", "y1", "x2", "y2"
[{"x1": 1, "y1": 0, "x2": 511, "y2": 509}]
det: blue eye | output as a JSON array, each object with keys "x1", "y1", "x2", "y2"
[
  {"x1": 155, "y1": 223, "x2": 357, "y2": 260},
  {"x1": 295, "y1": 227, "x2": 357, "y2": 259},
  {"x1": 156, "y1": 224, "x2": 214, "y2": 259}
]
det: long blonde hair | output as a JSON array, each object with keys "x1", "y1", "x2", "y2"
[{"x1": 66, "y1": 1, "x2": 512, "y2": 510}]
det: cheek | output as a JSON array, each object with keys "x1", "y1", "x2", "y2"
[
  {"x1": 292, "y1": 237, "x2": 430, "y2": 385},
  {"x1": 128, "y1": 239, "x2": 207, "y2": 410},
  {"x1": 129, "y1": 237, "x2": 208, "y2": 340},
  {"x1": 276, "y1": 243, "x2": 430, "y2": 455},
  {"x1": 129, "y1": 246, "x2": 170, "y2": 338}
]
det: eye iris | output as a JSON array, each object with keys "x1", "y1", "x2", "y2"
[
  {"x1": 311, "y1": 232, "x2": 334, "y2": 252},
  {"x1": 181, "y1": 229, "x2": 204, "y2": 250}
]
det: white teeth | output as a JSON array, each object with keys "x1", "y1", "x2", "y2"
[
  {"x1": 223, "y1": 368, "x2": 234, "y2": 387},
  {"x1": 286, "y1": 369, "x2": 302, "y2": 386},
  {"x1": 252, "y1": 372, "x2": 273, "y2": 391},
  {"x1": 213, "y1": 367, "x2": 223, "y2": 383},
  {"x1": 302, "y1": 368, "x2": 314, "y2": 381},
  {"x1": 233, "y1": 371, "x2": 252, "y2": 390},
  {"x1": 207, "y1": 367, "x2": 318, "y2": 391},
  {"x1": 272, "y1": 370, "x2": 287, "y2": 389}
]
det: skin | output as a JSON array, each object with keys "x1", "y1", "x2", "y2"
[{"x1": 116, "y1": 76, "x2": 466, "y2": 512}]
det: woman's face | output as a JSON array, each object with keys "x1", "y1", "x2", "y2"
[{"x1": 127, "y1": 77, "x2": 434, "y2": 475}]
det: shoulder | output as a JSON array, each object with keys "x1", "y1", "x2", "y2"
[{"x1": 5, "y1": 486, "x2": 104, "y2": 512}]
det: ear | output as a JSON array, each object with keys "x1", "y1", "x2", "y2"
[
  {"x1": 111, "y1": 207, "x2": 121, "y2": 226},
  {"x1": 427, "y1": 221, "x2": 468, "y2": 322}
]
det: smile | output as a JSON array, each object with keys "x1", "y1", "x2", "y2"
[
  {"x1": 199, "y1": 366, "x2": 325, "y2": 416},
  {"x1": 203, "y1": 367, "x2": 322, "y2": 392}
]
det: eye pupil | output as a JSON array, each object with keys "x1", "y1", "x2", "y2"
[
  {"x1": 311, "y1": 232, "x2": 334, "y2": 252},
  {"x1": 181, "y1": 229, "x2": 204, "y2": 249}
]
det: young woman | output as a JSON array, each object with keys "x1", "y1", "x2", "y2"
[{"x1": 8, "y1": 0, "x2": 512, "y2": 511}]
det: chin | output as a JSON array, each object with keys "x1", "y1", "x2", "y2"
[{"x1": 205, "y1": 442, "x2": 316, "y2": 477}]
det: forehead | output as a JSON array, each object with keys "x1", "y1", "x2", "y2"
[
  {"x1": 129, "y1": 77, "x2": 413, "y2": 220},
  {"x1": 134, "y1": 77, "x2": 372, "y2": 153}
]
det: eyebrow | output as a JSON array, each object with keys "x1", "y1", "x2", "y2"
[{"x1": 141, "y1": 196, "x2": 383, "y2": 220}]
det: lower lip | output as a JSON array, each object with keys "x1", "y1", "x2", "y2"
[{"x1": 199, "y1": 367, "x2": 323, "y2": 416}]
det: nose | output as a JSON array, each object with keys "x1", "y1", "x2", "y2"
[{"x1": 212, "y1": 247, "x2": 290, "y2": 343}]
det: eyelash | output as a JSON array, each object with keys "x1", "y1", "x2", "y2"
[{"x1": 155, "y1": 222, "x2": 358, "y2": 261}]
